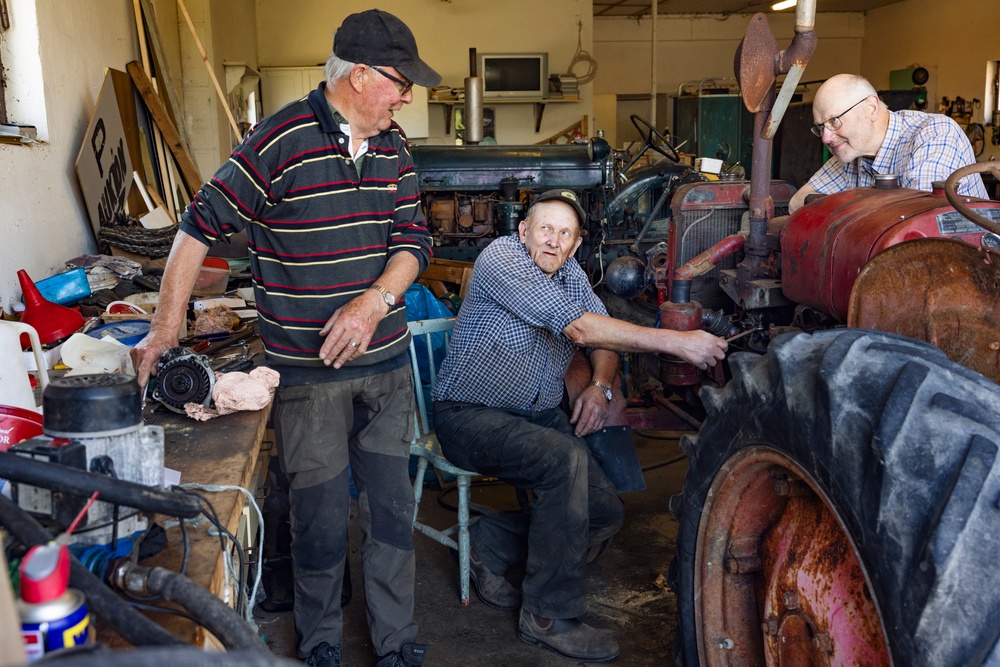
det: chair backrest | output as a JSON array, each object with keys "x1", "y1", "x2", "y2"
[{"x1": 407, "y1": 318, "x2": 456, "y2": 438}]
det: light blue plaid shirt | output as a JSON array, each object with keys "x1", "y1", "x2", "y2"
[
  {"x1": 808, "y1": 109, "x2": 988, "y2": 198},
  {"x1": 432, "y1": 235, "x2": 608, "y2": 411}
]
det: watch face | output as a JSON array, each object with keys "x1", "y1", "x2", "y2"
[
  {"x1": 384, "y1": 292, "x2": 396, "y2": 306},
  {"x1": 603, "y1": 388, "x2": 613, "y2": 401}
]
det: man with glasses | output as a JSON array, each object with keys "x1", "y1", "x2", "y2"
[
  {"x1": 131, "y1": 9, "x2": 438, "y2": 667},
  {"x1": 789, "y1": 73, "x2": 987, "y2": 212}
]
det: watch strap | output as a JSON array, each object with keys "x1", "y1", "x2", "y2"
[{"x1": 590, "y1": 380, "x2": 613, "y2": 401}]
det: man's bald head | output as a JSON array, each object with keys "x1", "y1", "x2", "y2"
[{"x1": 814, "y1": 74, "x2": 877, "y2": 112}]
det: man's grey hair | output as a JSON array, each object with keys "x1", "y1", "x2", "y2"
[{"x1": 324, "y1": 53, "x2": 355, "y2": 86}]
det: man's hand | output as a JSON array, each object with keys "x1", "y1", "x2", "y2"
[
  {"x1": 570, "y1": 384, "x2": 610, "y2": 437},
  {"x1": 319, "y1": 289, "x2": 389, "y2": 368},
  {"x1": 130, "y1": 328, "x2": 180, "y2": 389},
  {"x1": 671, "y1": 330, "x2": 728, "y2": 370}
]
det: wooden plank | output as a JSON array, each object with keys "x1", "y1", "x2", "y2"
[
  {"x1": 138, "y1": 0, "x2": 192, "y2": 148},
  {"x1": 109, "y1": 68, "x2": 148, "y2": 217},
  {"x1": 420, "y1": 258, "x2": 474, "y2": 298},
  {"x1": 127, "y1": 60, "x2": 203, "y2": 197}
]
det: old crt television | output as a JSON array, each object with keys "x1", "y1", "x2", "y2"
[{"x1": 479, "y1": 53, "x2": 549, "y2": 99}]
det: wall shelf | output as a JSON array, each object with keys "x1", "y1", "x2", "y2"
[{"x1": 429, "y1": 98, "x2": 579, "y2": 134}]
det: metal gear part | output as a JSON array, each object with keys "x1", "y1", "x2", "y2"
[{"x1": 152, "y1": 347, "x2": 215, "y2": 413}]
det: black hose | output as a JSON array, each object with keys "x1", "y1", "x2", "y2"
[
  {"x1": 28, "y1": 646, "x2": 299, "y2": 667},
  {"x1": 114, "y1": 564, "x2": 264, "y2": 652},
  {"x1": 0, "y1": 451, "x2": 202, "y2": 518},
  {"x1": 0, "y1": 494, "x2": 183, "y2": 648}
]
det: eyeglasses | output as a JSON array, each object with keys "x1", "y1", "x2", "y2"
[
  {"x1": 370, "y1": 66, "x2": 414, "y2": 96},
  {"x1": 810, "y1": 96, "x2": 869, "y2": 137}
]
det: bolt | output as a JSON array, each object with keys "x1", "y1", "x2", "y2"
[
  {"x1": 761, "y1": 617, "x2": 780, "y2": 636},
  {"x1": 718, "y1": 638, "x2": 735, "y2": 650},
  {"x1": 782, "y1": 590, "x2": 800, "y2": 610},
  {"x1": 813, "y1": 632, "x2": 834, "y2": 654},
  {"x1": 725, "y1": 555, "x2": 762, "y2": 574}
]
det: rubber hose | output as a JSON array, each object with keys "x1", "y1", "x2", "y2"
[
  {"x1": 22, "y1": 646, "x2": 300, "y2": 667},
  {"x1": 0, "y1": 451, "x2": 202, "y2": 518},
  {"x1": 0, "y1": 494, "x2": 182, "y2": 647},
  {"x1": 133, "y1": 565, "x2": 264, "y2": 652}
]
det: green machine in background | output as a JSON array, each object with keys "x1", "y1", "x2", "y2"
[
  {"x1": 672, "y1": 81, "x2": 772, "y2": 180},
  {"x1": 886, "y1": 66, "x2": 930, "y2": 110}
]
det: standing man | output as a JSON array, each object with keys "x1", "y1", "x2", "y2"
[
  {"x1": 431, "y1": 190, "x2": 727, "y2": 663},
  {"x1": 131, "y1": 10, "x2": 438, "y2": 667},
  {"x1": 789, "y1": 73, "x2": 987, "y2": 212}
]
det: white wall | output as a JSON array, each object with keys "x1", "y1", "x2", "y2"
[
  {"x1": 0, "y1": 0, "x2": 137, "y2": 313},
  {"x1": 594, "y1": 11, "x2": 865, "y2": 143},
  {"x1": 254, "y1": 0, "x2": 594, "y2": 145},
  {"x1": 860, "y1": 0, "x2": 1000, "y2": 161}
]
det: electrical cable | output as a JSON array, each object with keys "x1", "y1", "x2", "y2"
[
  {"x1": 179, "y1": 482, "x2": 264, "y2": 630},
  {"x1": 566, "y1": 21, "x2": 598, "y2": 85},
  {"x1": 128, "y1": 600, "x2": 201, "y2": 624}
]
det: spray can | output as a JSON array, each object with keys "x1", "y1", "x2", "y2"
[{"x1": 17, "y1": 541, "x2": 92, "y2": 661}]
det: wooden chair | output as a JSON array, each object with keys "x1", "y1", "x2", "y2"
[{"x1": 407, "y1": 317, "x2": 479, "y2": 605}]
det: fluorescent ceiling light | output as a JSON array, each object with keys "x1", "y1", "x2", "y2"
[{"x1": 772, "y1": 0, "x2": 797, "y2": 9}]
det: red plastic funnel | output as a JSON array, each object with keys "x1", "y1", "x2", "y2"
[{"x1": 17, "y1": 269, "x2": 85, "y2": 348}]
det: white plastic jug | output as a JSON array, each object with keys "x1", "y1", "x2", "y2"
[{"x1": 0, "y1": 320, "x2": 50, "y2": 412}]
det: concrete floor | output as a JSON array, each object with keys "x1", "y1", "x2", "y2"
[{"x1": 255, "y1": 431, "x2": 690, "y2": 666}]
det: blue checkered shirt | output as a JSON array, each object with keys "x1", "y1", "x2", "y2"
[
  {"x1": 432, "y1": 235, "x2": 608, "y2": 411},
  {"x1": 808, "y1": 109, "x2": 988, "y2": 198}
]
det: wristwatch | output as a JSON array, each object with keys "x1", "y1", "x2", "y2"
[
  {"x1": 590, "y1": 380, "x2": 613, "y2": 402},
  {"x1": 370, "y1": 283, "x2": 396, "y2": 307}
]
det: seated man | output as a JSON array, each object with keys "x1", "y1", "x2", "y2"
[
  {"x1": 431, "y1": 189, "x2": 727, "y2": 663},
  {"x1": 789, "y1": 73, "x2": 987, "y2": 213}
]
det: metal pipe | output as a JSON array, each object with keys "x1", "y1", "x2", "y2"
[
  {"x1": 673, "y1": 234, "x2": 746, "y2": 281},
  {"x1": 650, "y1": 0, "x2": 657, "y2": 127},
  {"x1": 464, "y1": 48, "x2": 484, "y2": 145}
]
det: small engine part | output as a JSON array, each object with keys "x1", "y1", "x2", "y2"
[{"x1": 153, "y1": 347, "x2": 215, "y2": 414}]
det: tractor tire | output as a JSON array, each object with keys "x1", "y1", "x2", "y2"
[{"x1": 670, "y1": 329, "x2": 1000, "y2": 666}]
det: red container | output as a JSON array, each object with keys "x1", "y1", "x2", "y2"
[{"x1": 0, "y1": 404, "x2": 44, "y2": 452}]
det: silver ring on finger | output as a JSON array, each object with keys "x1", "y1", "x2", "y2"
[{"x1": 349, "y1": 341, "x2": 359, "y2": 348}]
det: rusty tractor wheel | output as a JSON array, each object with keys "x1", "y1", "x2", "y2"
[{"x1": 670, "y1": 329, "x2": 1000, "y2": 666}]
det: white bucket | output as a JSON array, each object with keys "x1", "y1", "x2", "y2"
[{"x1": 0, "y1": 320, "x2": 49, "y2": 412}]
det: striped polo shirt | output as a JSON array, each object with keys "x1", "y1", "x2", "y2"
[{"x1": 179, "y1": 83, "x2": 431, "y2": 382}]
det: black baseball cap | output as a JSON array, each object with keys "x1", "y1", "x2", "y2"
[
  {"x1": 333, "y1": 9, "x2": 442, "y2": 88},
  {"x1": 530, "y1": 189, "x2": 587, "y2": 227}
]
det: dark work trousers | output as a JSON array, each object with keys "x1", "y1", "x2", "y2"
[
  {"x1": 433, "y1": 400, "x2": 625, "y2": 619},
  {"x1": 272, "y1": 364, "x2": 418, "y2": 659}
]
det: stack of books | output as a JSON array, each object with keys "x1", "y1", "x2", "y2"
[{"x1": 558, "y1": 74, "x2": 579, "y2": 100}]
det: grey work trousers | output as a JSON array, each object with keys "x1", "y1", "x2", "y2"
[
  {"x1": 271, "y1": 364, "x2": 417, "y2": 658},
  {"x1": 433, "y1": 400, "x2": 625, "y2": 619}
]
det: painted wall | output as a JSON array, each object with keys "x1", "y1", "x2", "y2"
[
  {"x1": 593, "y1": 12, "x2": 865, "y2": 143},
  {"x1": 254, "y1": 0, "x2": 594, "y2": 145},
  {"x1": 0, "y1": 0, "x2": 137, "y2": 312},
  {"x1": 860, "y1": 0, "x2": 1000, "y2": 161}
]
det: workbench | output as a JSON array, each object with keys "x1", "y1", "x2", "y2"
[{"x1": 102, "y1": 400, "x2": 273, "y2": 648}]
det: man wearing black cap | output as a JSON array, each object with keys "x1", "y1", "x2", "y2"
[
  {"x1": 131, "y1": 9, "x2": 439, "y2": 667},
  {"x1": 431, "y1": 191, "x2": 727, "y2": 662}
]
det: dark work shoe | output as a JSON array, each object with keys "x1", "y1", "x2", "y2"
[
  {"x1": 517, "y1": 609, "x2": 620, "y2": 662},
  {"x1": 449, "y1": 545, "x2": 521, "y2": 611},
  {"x1": 375, "y1": 641, "x2": 427, "y2": 667},
  {"x1": 305, "y1": 641, "x2": 341, "y2": 667}
]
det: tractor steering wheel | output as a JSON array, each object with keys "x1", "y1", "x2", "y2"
[{"x1": 630, "y1": 114, "x2": 681, "y2": 163}]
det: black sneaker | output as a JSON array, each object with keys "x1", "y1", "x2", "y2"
[
  {"x1": 375, "y1": 642, "x2": 427, "y2": 667},
  {"x1": 305, "y1": 641, "x2": 342, "y2": 667}
]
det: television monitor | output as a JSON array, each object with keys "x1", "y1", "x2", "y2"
[{"x1": 478, "y1": 53, "x2": 548, "y2": 99}]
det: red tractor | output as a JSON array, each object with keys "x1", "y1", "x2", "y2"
[{"x1": 664, "y1": 3, "x2": 1000, "y2": 666}]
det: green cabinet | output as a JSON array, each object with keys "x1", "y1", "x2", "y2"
[{"x1": 673, "y1": 93, "x2": 761, "y2": 179}]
